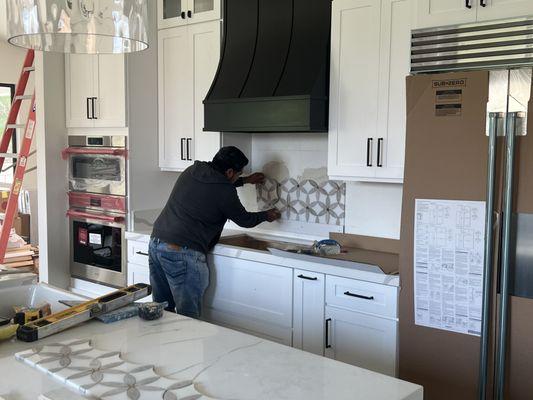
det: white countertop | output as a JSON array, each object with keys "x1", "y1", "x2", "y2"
[{"x1": 0, "y1": 312, "x2": 422, "y2": 400}]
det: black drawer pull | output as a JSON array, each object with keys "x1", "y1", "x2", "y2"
[
  {"x1": 181, "y1": 11, "x2": 186, "y2": 19},
  {"x1": 187, "y1": 10, "x2": 192, "y2": 18},
  {"x1": 297, "y1": 274, "x2": 318, "y2": 281},
  {"x1": 344, "y1": 291, "x2": 374, "y2": 300},
  {"x1": 325, "y1": 318, "x2": 332, "y2": 349},
  {"x1": 136, "y1": 251, "x2": 149, "y2": 256},
  {"x1": 465, "y1": 0, "x2": 472, "y2": 8}
]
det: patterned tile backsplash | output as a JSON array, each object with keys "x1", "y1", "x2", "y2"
[{"x1": 257, "y1": 178, "x2": 346, "y2": 226}]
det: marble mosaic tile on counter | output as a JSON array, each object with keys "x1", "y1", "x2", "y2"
[
  {"x1": 15, "y1": 339, "x2": 206, "y2": 400},
  {"x1": 257, "y1": 178, "x2": 346, "y2": 226}
]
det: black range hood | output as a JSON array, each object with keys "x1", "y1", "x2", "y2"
[{"x1": 203, "y1": 0, "x2": 331, "y2": 133}]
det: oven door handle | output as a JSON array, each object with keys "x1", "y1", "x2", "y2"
[
  {"x1": 66, "y1": 209, "x2": 125, "y2": 224},
  {"x1": 61, "y1": 147, "x2": 128, "y2": 160}
]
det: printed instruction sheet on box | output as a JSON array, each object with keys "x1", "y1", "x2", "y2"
[{"x1": 414, "y1": 199, "x2": 486, "y2": 336}]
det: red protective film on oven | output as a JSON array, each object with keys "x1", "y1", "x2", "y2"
[
  {"x1": 68, "y1": 192, "x2": 127, "y2": 213},
  {"x1": 78, "y1": 227, "x2": 88, "y2": 246},
  {"x1": 61, "y1": 147, "x2": 129, "y2": 160}
]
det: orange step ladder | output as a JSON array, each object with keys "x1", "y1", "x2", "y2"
[{"x1": 0, "y1": 50, "x2": 36, "y2": 263}]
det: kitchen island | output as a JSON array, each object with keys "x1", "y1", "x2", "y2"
[{"x1": 0, "y1": 311, "x2": 422, "y2": 399}]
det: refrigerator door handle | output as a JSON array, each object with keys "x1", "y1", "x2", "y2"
[
  {"x1": 478, "y1": 112, "x2": 502, "y2": 400},
  {"x1": 495, "y1": 112, "x2": 522, "y2": 400}
]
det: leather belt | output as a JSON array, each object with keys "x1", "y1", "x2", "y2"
[{"x1": 166, "y1": 243, "x2": 183, "y2": 251}]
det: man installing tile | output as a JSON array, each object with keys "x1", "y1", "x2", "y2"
[{"x1": 149, "y1": 146, "x2": 281, "y2": 318}]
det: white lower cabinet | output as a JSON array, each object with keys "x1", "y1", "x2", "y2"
[
  {"x1": 203, "y1": 255, "x2": 293, "y2": 345},
  {"x1": 325, "y1": 306, "x2": 398, "y2": 376},
  {"x1": 127, "y1": 263, "x2": 153, "y2": 303},
  {"x1": 126, "y1": 240, "x2": 399, "y2": 375},
  {"x1": 293, "y1": 269, "x2": 325, "y2": 356}
]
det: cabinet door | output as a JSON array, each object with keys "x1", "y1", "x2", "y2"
[
  {"x1": 158, "y1": 26, "x2": 194, "y2": 171},
  {"x1": 375, "y1": 0, "x2": 414, "y2": 181},
  {"x1": 158, "y1": 0, "x2": 189, "y2": 29},
  {"x1": 325, "y1": 306, "x2": 398, "y2": 377},
  {"x1": 65, "y1": 54, "x2": 96, "y2": 128},
  {"x1": 189, "y1": 20, "x2": 221, "y2": 163},
  {"x1": 93, "y1": 54, "x2": 126, "y2": 128},
  {"x1": 328, "y1": 0, "x2": 380, "y2": 180},
  {"x1": 127, "y1": 263, "x2": 153, "y2": 303},
  {"x1": 416, "y1": 0, "x2": 477, "y2": 28},
  {"x1": 293, "y1": 270, "x2": 325, "y2": 356},
  {"x1": 476, "y1": 0, "x2": 533, "y2": 22},
  {"x1": 188, "y1": 0, "x2": 221, "y2": 25},
  {"x1": 203, "y1": 255, "x2": 293, "y2": 345}
]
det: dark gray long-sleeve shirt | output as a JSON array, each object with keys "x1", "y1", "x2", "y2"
[{"x1": 152, "y1": 161, "x2": 268, "y2": 253}]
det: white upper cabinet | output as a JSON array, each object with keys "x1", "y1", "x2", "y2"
[
  {"x1": 65, "y1": 54, "x2": 96, "y2": 129},
  {"x1": 328, "y1": 0, "x2": 381, "y2": 181},
  {"x1": 65, "y1": 54, "x2": 126, "y2": 129},
  {"x1": 94, "y1": 55, "x2": 126, "y2": 128},
  {"x1": 476, "y1": 0, "x2": 533, "y2": 22},
  {"x1": 158, "y1": 26, "x2": 193, "y2": 170},
  {"x1": 417, "y1": 0, "x2": 476, "y2": 28},
  {"x1": 375, "y1": 0, "x2": 414, "y2": 181},
  {"x1": 158, "y1": 0, "x2": 221, "y2": 29},
  {"x1": 328, "y1": 0, "x2": 414, "y2": 183},
  {"x1": 417, "y1": 0, "x2": 533, "y2": 28},
  {"x1": 158, "y1": 20, "x2": 221, "y2": 171}
]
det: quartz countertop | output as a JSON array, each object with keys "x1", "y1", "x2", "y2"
[{"x1": 0, "y1": 312, "x2": 422, "y2": 400}]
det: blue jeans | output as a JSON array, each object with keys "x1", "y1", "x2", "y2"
[{"x1": 148, "y1": 237, "x2": 209, "y2": 319}]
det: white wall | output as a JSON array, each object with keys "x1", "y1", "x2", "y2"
[
  {"x1": 35, "y1": 52, "x2": 70, "y2": 288},
  {"x1": 127, "y1": 0, "x2": 177, "y2": 213}
]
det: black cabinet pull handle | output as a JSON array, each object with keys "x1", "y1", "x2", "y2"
[
  {"x1": 366, "y1": 138, "x2": 373, "y2": 167},
  {"x1": 136, "y1": 251, "x2": 149, "y2": 256},
  {"x1": 480, "y1": 0, "x2": 486, "y2": 6},
  {"x1": 187, "y1": 10, "x2": 192, "y2": 18},
  {"x1": 91, "y1": 97, "x2": 97, "y2": 119},
  {"x1": 181, "y1": 11, "x2": 186, "y2": 19},
  {"x1": 186, "y1": 138, "x2": 192, "y2": 161},
  {"x1": 325, "y1": 318, "x2": 332, "y2": 349},
  {"x1": 465, "y1": 0, "x2": 472, "y2": 8},
  {"x1": 344, "y1": 291, "x2": 374, "y2": 300},
  {"x1": 86, "y1": 98, "x2": 91, "y2": 120},
  {"x1": 377, "y1": 138, "x2": 383, "y2": 167},
  {"x1": 180, "y1": 138, "x2": 186, "y2": 160},
  {"x1": 297, "y1": 274, "x2": 318, "y2": 281}
]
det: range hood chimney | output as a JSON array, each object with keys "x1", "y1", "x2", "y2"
[{"x1": 204, "y1": 0, "x2": 331, "y2": 133}]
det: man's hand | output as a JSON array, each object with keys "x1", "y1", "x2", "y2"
[
  {"x1": 266, "y1": 208, "x2": 282, "y2": 222},
  {"x1": 244, "y1": 173, "x2": 265, "y2": 185}
]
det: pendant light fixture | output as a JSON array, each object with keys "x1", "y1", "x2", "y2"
[{"x1": 6, "y1": 0, "x2": 149, "y2": 54}]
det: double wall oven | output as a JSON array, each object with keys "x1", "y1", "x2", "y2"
[{"x1": 63, "y1": 136, "x2": 128, "y2": 288}]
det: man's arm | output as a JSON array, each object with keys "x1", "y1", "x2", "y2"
[
  {"x1": 234, "y1": 173, "x2": 265, "y2": 187},
  {"x1": 220, "y1": 189, "x2": 280, "y2": 228}
]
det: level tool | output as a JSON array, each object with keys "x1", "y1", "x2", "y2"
[{"x1": 17, "y1": 283, "x2": 152, "y2": 342}]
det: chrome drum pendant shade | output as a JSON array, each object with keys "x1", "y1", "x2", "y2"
[{"x1": 6, "y1": 0, "x2": 149, "y2": 54}]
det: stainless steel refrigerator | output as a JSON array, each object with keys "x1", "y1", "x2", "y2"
[{"x1": 399, "y1": 17, "x2": 533, "y2": 400}]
